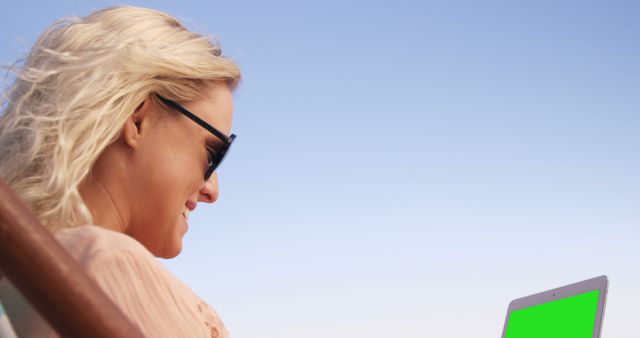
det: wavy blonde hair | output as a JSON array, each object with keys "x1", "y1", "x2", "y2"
[{"x1": 0, "y1": 6, "x2": 241, "y2": 232}]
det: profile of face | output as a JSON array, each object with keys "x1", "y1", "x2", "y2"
[{"x1": 106, "y1": 82, "x2": 234, "y2": 258}]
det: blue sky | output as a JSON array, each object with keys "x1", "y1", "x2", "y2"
[{"x1": 2, "y1": 1, "x2": 639, "y2": 337}]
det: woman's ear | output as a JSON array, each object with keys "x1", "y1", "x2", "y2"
[{"x1": 122, "y1": 99, "x2": 152, "y2": 149}]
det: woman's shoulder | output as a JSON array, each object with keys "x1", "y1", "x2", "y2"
[
  {"x1": 54, "y1": 225, "x2": 152, "y2": 263},
  {"x1": 53, "y1": 225, "x2": 162, "y2": 289},
  {"x1": 51, "y1": 225, "x2": 228, "y2": 338}
]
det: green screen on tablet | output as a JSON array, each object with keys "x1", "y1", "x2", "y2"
[{"x1": 504, "y1": 290, "x2": 600, "y2": 338}]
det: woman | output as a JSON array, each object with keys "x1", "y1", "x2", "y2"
[{"x1": 0, "y1": 6, "x2": 240, "y2": 337}]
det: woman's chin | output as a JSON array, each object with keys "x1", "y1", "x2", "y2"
[
  {"x1": 156, "y1": 244, "x2": 182, "y2": 259},
  {"x1": 153, "y1": 235, "x2": 184, "y2": 259}
]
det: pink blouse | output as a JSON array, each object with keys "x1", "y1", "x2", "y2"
[{"x1": 0, "y1": 225, "x2": 228, "y2": 338}]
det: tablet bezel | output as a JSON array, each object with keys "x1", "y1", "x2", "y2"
[{"x1": 501, "y1": 275, "x2": 608, "y2": 338}]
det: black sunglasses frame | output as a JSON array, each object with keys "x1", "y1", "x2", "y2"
[{"x1": 156, "y1": 95, "x2": 236, "y2": 180}]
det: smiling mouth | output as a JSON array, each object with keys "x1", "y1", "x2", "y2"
[{"x1": 182, "y1": 206, "x2": 191, "y2": 220}]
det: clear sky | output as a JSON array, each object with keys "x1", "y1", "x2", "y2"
[{"x1": 2, "y1": 1, "x2": 639, "y2": 337}]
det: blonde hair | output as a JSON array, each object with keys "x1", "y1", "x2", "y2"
[{"x1": 0, "y1": 6, "x2": 241, "y2": 232}]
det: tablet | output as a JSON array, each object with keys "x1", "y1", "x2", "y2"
[{"x1": 501, "y1": 275, "x2": 608, "y2": 338}]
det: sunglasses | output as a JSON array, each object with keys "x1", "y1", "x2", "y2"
[{"x1": 156, "y1": 95, "x2": 236, "y2": 181}]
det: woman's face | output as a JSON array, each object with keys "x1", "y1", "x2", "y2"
[{"x1": 125, "y1": 82, "x2": 234, "y2": 258}]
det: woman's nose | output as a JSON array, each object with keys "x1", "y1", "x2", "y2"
[{"x1": 198, "y1": 173, "x2": 219, "y2": 203}]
